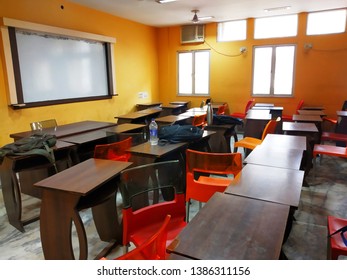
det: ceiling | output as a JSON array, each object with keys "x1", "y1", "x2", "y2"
[{"x1": 68, "y1": 0, "x2": 347, "y2": 27}]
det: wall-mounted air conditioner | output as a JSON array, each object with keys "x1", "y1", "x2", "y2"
[{"x1": 181, "y1": 25, "x2": 205, "y2": 44}]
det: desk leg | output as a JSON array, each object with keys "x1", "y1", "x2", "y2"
[{"x1": 40, "y1": 191, "x2": 87, "y2": 260}]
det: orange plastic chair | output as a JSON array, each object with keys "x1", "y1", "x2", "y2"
[
  {"x1": 93, "y1": 137, "x2": 132, "y2": 162},
  {"x1": 322, "y1": 100, "x2": 347, "y2": 130},
  {"x1": 185, "y1": 149, "x2": 242, "y2": 222},
  {"x1": 119, "y1": 160, "x2": 187, "y2": 254},
  {"x1": 115, "y1": 215, "x2": 171, "y2": 260},
  {"x1": 233, "y1": 117, "x2": 280, "y2": 152},
  {"x1": 230, "y1": 98, "x2": 255, "y2": 119},
  {"x1": 282, "y1": 99, "x2": 304, "y2": 121},
  {"x1": 313, "y1": 144, "x2": 347, "y2": 166},
  {"x1": 327, "y1": 215, "x2": 347, "y2": 259},
  {"x1": 192, "y1": 113, "x2": 207, "y2": 128}
]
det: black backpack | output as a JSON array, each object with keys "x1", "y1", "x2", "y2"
[
  {"x1": 0, "y1": 133, "x2": 57, "y2": 166},
  {"x1": 158, "y1": 124, "x2": 203, "y2": 144}
]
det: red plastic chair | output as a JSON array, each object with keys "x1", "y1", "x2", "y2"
[
  {"x1": 185, "y1": 149, "x2": 242, "y2": 221},
  {"x1": 93, "y1": 137, "x2": 132, "y2": 161},
  {"x1": 192, "y1": 113, "x2": 207, "y2": 128},
  {"x1": 119, "y1": 160, "x2": 187, "y2": 254},
  {"x1": 327, "y1": 215, "x2": 347, "y2": 259},
  {"x1": 115, "y1": 215, "x2": 171, "y2": 260},
  {"x1": 230, "y1": 98, "x2": 255, "y2": 119},
  {"x1": 282, "y1": 99, "x2": 304, "y2": 121},
  {"x1": 216, "y1": 104, "x2": 227, "y2": 115}
]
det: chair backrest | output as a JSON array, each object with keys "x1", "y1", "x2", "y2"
[
  {"x1": 30, "y1": 119, "x2": 57, "y2": 131},
  {"x1": 119, "y1": 160, "x2": 186, "y2": 248},
  {"x1": 245, "y1": 98, "x2": 255, "y2": 114},
  {"x1": 116, "y1": 215, "x2": 171, "y2": 260},
  {"x1": 295, "y1": 99, "x2": 304, "y2": 114},
  {"x1": 216, "y1": 105, "x2": 226, "y2": 115},
  {"x1": 93, "y1": 137, "x2": 132, "y2": 161},
  {"x1": 185, "y1": 149, "x2": 242, "y2": 204},
  {"x1": 192, "y1": 114, "x2": 207, "y2": 127},
  {"x1": 260, "y1": 118, "x2": 280, "y2": 140}
]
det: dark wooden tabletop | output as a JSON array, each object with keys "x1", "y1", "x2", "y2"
[
  {"x1": 260, "y1": 134, "x2": 307, "y2": 150},
  {"x1": 244, "y1": 145, "x2": 304, "y2": 170},
  {"x1": 282, "y1": 121, "x2": 318, "y2": 133},
  {"x1": 292, "y1": 114, "x2": 322, "y2": 122},
  {"x1": 225, "y1": 164, "x2": 304, "y2": 208},
  {"x1": 10, "y1": 120, "x2": 117, "y2": 140},
  {"x1": 34, "y1": 158, "x2": 132, "y2": 195},
  {"x1": 167, "y1": 192, "x2": 289, "y2": 260}
]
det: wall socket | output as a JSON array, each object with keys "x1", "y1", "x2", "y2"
[
  {"x1": 304, "y1": 43, "x2": 313, "y2": 50},
  {"x1": 240, "y1": 47, "x2": 247, "y2": 53},
  {"x1": 138, "y1": 91, "x2": 148, "y2": 99}
]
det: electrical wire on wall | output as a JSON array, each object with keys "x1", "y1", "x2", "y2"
[{"x1": 203, "y1": 40, "x2": 247, "y2": 57}]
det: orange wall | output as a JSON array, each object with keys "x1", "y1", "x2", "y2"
[
  {"x1": 157, "y1": 12, "x2": 347, "y2": 117},
  {"x1": 0, "y1": 0, "x2": 159, "y2": 146}
]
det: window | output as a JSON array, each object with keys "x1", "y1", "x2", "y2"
[
  {"x1": 217, "y1": 20, "x2": 247, "y2": 42},
  {"x1": 307, "y1": 9, "x2": 346, "y2": 35},
  {"x1": 254, "y1": 14, "x2": 298, "y2": 39},
  {"x1": 252, "y1": 45, "x2": 296, "y2": 96},
  {"x1": 178, "y1": 50, "x2": 210, "y2": 96}
]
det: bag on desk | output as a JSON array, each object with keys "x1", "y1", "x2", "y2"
[
  {"x1": 212, "y1": 114, "x2": 243, "y2": 126},
  {"x1": 0, "y1": 133, "x2": 57, "y2": 165},
  {"x1": 158, "y1": 124, "x2": 203, "y2": 144}
]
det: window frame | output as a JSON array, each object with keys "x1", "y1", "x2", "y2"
[
  {"x1": 251, "y1": 44, "x2": 297, "y2": 97},
  {"x1": 177, "y1": 50, "x2": 210, "y2": 96},
  {"x1": 217, "y1": 19, "x2": 247, "y2": 42},
  {"x1": 306, "y1": 9, "x2": 347, "y2": 36}
]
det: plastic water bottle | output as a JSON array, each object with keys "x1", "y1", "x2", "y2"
[{"x1": 149, "y1": 119, "x2": 158, "y2": 145}]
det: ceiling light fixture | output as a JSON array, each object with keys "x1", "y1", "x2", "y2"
[
  {"x1": 156, "y1": 0, "x2": 177, "y2": 4},
  {"x1": 192, "y1": 10, "x2": 199, "y2": 23},
  {"x1": 264, "y1": 6, "x2": 291, "y2": 12}
]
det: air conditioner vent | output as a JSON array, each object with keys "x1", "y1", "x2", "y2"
[{"x1": 181, "y1": 25, "x2": 205, "y2": 44}]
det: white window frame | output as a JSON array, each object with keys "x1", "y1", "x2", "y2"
[
  {"x1": 177, "y1": 50, "x2": 210, "y2": 96},
  {"x1": 252, "y1": 44, "x2": 296, "y2": 97},
  {"x1": 254, "y1": 14, "x2": 298, "y2": 39},
  {"x1": 217, "y1": 19, "x2": 247, "y2": 42}
]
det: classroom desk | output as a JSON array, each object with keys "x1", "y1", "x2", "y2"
[
  {"x1": 292, "y1": 114, "x2": 322, "y2": 123},
  {"x1": 34, "y1": 158, "x2": 132, "y2": 260},
  {"x1": 159, "y1": 104, "x2": 186, "y2": 116},
  {"x1": 301, "y1": 106, "x2": 325, "y2": 110},
  {"x1": 167, "y1": 192, "x2": 289, "y2": 260},
  {"x1": 155, "y1": 114, "x2": 192, "y2": 126},
  {"x1": 244, "y1": 145, "x2": 304, "y2": 170},
  {"x1": 253, "y1": 103, "x2": 275, "y2": 107},
  {"x1": 115, "y1": 109, "x2": 162, "y2": 124},
  {"x1": 260, "y1": 134, "x2": 307, "y2": 150},
  {"x1": 244, "y1": 109, "x2": 272, "y2": 138},
  {"x1": 297, "y1": 110, "x2": 326, "y2": 116},
  {"x1": 10, "y1": 120, "x2": 117, "y2": 141},
  {"x1": 0, "y1": 140, "x2": 75, "y2": 232},
  {"x1": 204, "y1": 123, "x2": 239, "y2": 153},
  {"x1": 225, "y1": 164, "x2": 304, "y2": 209},
  {"x1": 169, "y1": 101, "x2": 191, "y2": 111},
  {"x1": 136, "y1": 102, "x2": 162, "y2": 111},
  {"x1": 282, "y1": 121, "x2": 318, "y2": 134}
]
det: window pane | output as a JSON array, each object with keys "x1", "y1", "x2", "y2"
[
  {"x1": 253, "y1": 47, "x2": 272, "y2": 95},
  {"x1": 217, "y1": 20, "x2": 247, "y2": 42},
  {"x1": 178, "y1": 52, "x2": 192, "y2": 94},
  {"x1": 274, "y1": 46, "x2": 295, "y2": 95},
  {"x1": 254, "y1": 14, "x2": 298, "y2": 39},
  {"x1": 194, "y1": 51, "x2": 209, "y2": 94},
  {"x1": 307, "y1": 9, "x2": 346, "y2": 35}
]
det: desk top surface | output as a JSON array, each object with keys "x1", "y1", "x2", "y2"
[
  {"x1": 246, "y1": 109, "x2": 272, "y2": 120},
  {"x1": 244, "y1": 145, "x2": 304, "y2": 170},
  {"x1": 10, "y1": 120, "x2": 117, "y2": 140},
  {"x1": 34, "y1": 158, "x2": 132, "y2": 195},
  {"x1": 34, "y1": 158, "x2": 132, "y2": 196},
  {"x1": 155, "y1": 114, "x2": 192, "y2": 123},
  {"x1": 282, "y1": 121, "x2": 319, "y2": 133},
  {"x1": 253, "y1": 103, "x2": 275, "y2": 107},
  {"x1": 297, "y1": 110, "x2": 326, "y2": 116},
  {"x1": 261, "y1": 134, "x2": 307, "y2": 150},
  {"x1": 167, "y1": 192, "x2": 289, "y2": 260},
  {"x1": 225, "y1": 164, "x2": 304, "y2": 208},
  {"x1": 292, "y1": 114, "x2": 322, "y2": 122},
  {"x1": 337, "y1": 110, "x2": 347, "y2": 117}
]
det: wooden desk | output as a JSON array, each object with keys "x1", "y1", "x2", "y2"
[
  {"x1": 116, "y1": 110, "x2": 161, "y2": 124},
  {"x1": 253, "y1": 103, "x2": 274, "y2": 107},
  {"x1": 155, "y1": 114, "x2": 192, "y2": 126},
  {"x1": 167, "y1": 192, "x2": 289, "y2": 260},
  {"x1": 301, "y1": 106, "x2": 325, "y2": 110},
  {"x1": 225, "y1": 164, "x2": 304, "y2": 209},
  {"x1": 204, "y1": 123, "x2": 238, "y2": 153},
  {"x1": 282, "y1": 121, "x2": 318, "y2": 133},
  {"x1": 137, "y1": 107, "x2": 162, "y2": 115},
  {"x1": 34, "y1": 158, "x2": 132, "y2": 260},
  {"x1": 260, "y1": 134, "x2": 307, "y2": 150},
  {"x1": 298, "y1": 110, "x2": 326, "y2": 116},
  {"x1": 292, "y1": 114, "x2": 322, "y2": 122},
  {"x1": 244, "y1": 109, "x2": 272, "y2": 138},
  {"x1": 160, "y1": 104, "x2": 186, "y2": 116},
  {"x1": 136, "y1": 102, "x2": 162, "y2": 111},
  {"x1": 10, "y1": 120, "x2": 117, "y2": 141},
  {"x1": 244, "y1": 145, "x2": 304, "y2": 170},
  {"x1": 0, "y1": 141, "x2": 75, "y2": 232}
]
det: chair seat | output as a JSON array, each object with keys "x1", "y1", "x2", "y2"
[
  {"x1": 130, "y1": 217, "x2": 187, "y2": 248},
  {"x1": 198, "y1": 176, "x2": 233, "y2": 186},
  {"x1": 281, "y1": 114, "x2": 293, "y2": 121},
  {"x1": 327, "y1": 215, "x2": 347, "y2": 259},
  {"x1": 234, "y1": 137, "x2": 262, "y2": 150},
  {"x1": 321, "y1": 132, "x2": 347, "y2": 143},
  {"x1": 313, "y1": 144, "x2": 347, "y2": 158}
]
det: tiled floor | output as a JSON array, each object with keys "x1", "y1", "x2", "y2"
[{"x1": 0, "y1": 142, "x2": 347, "y2": 260}]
